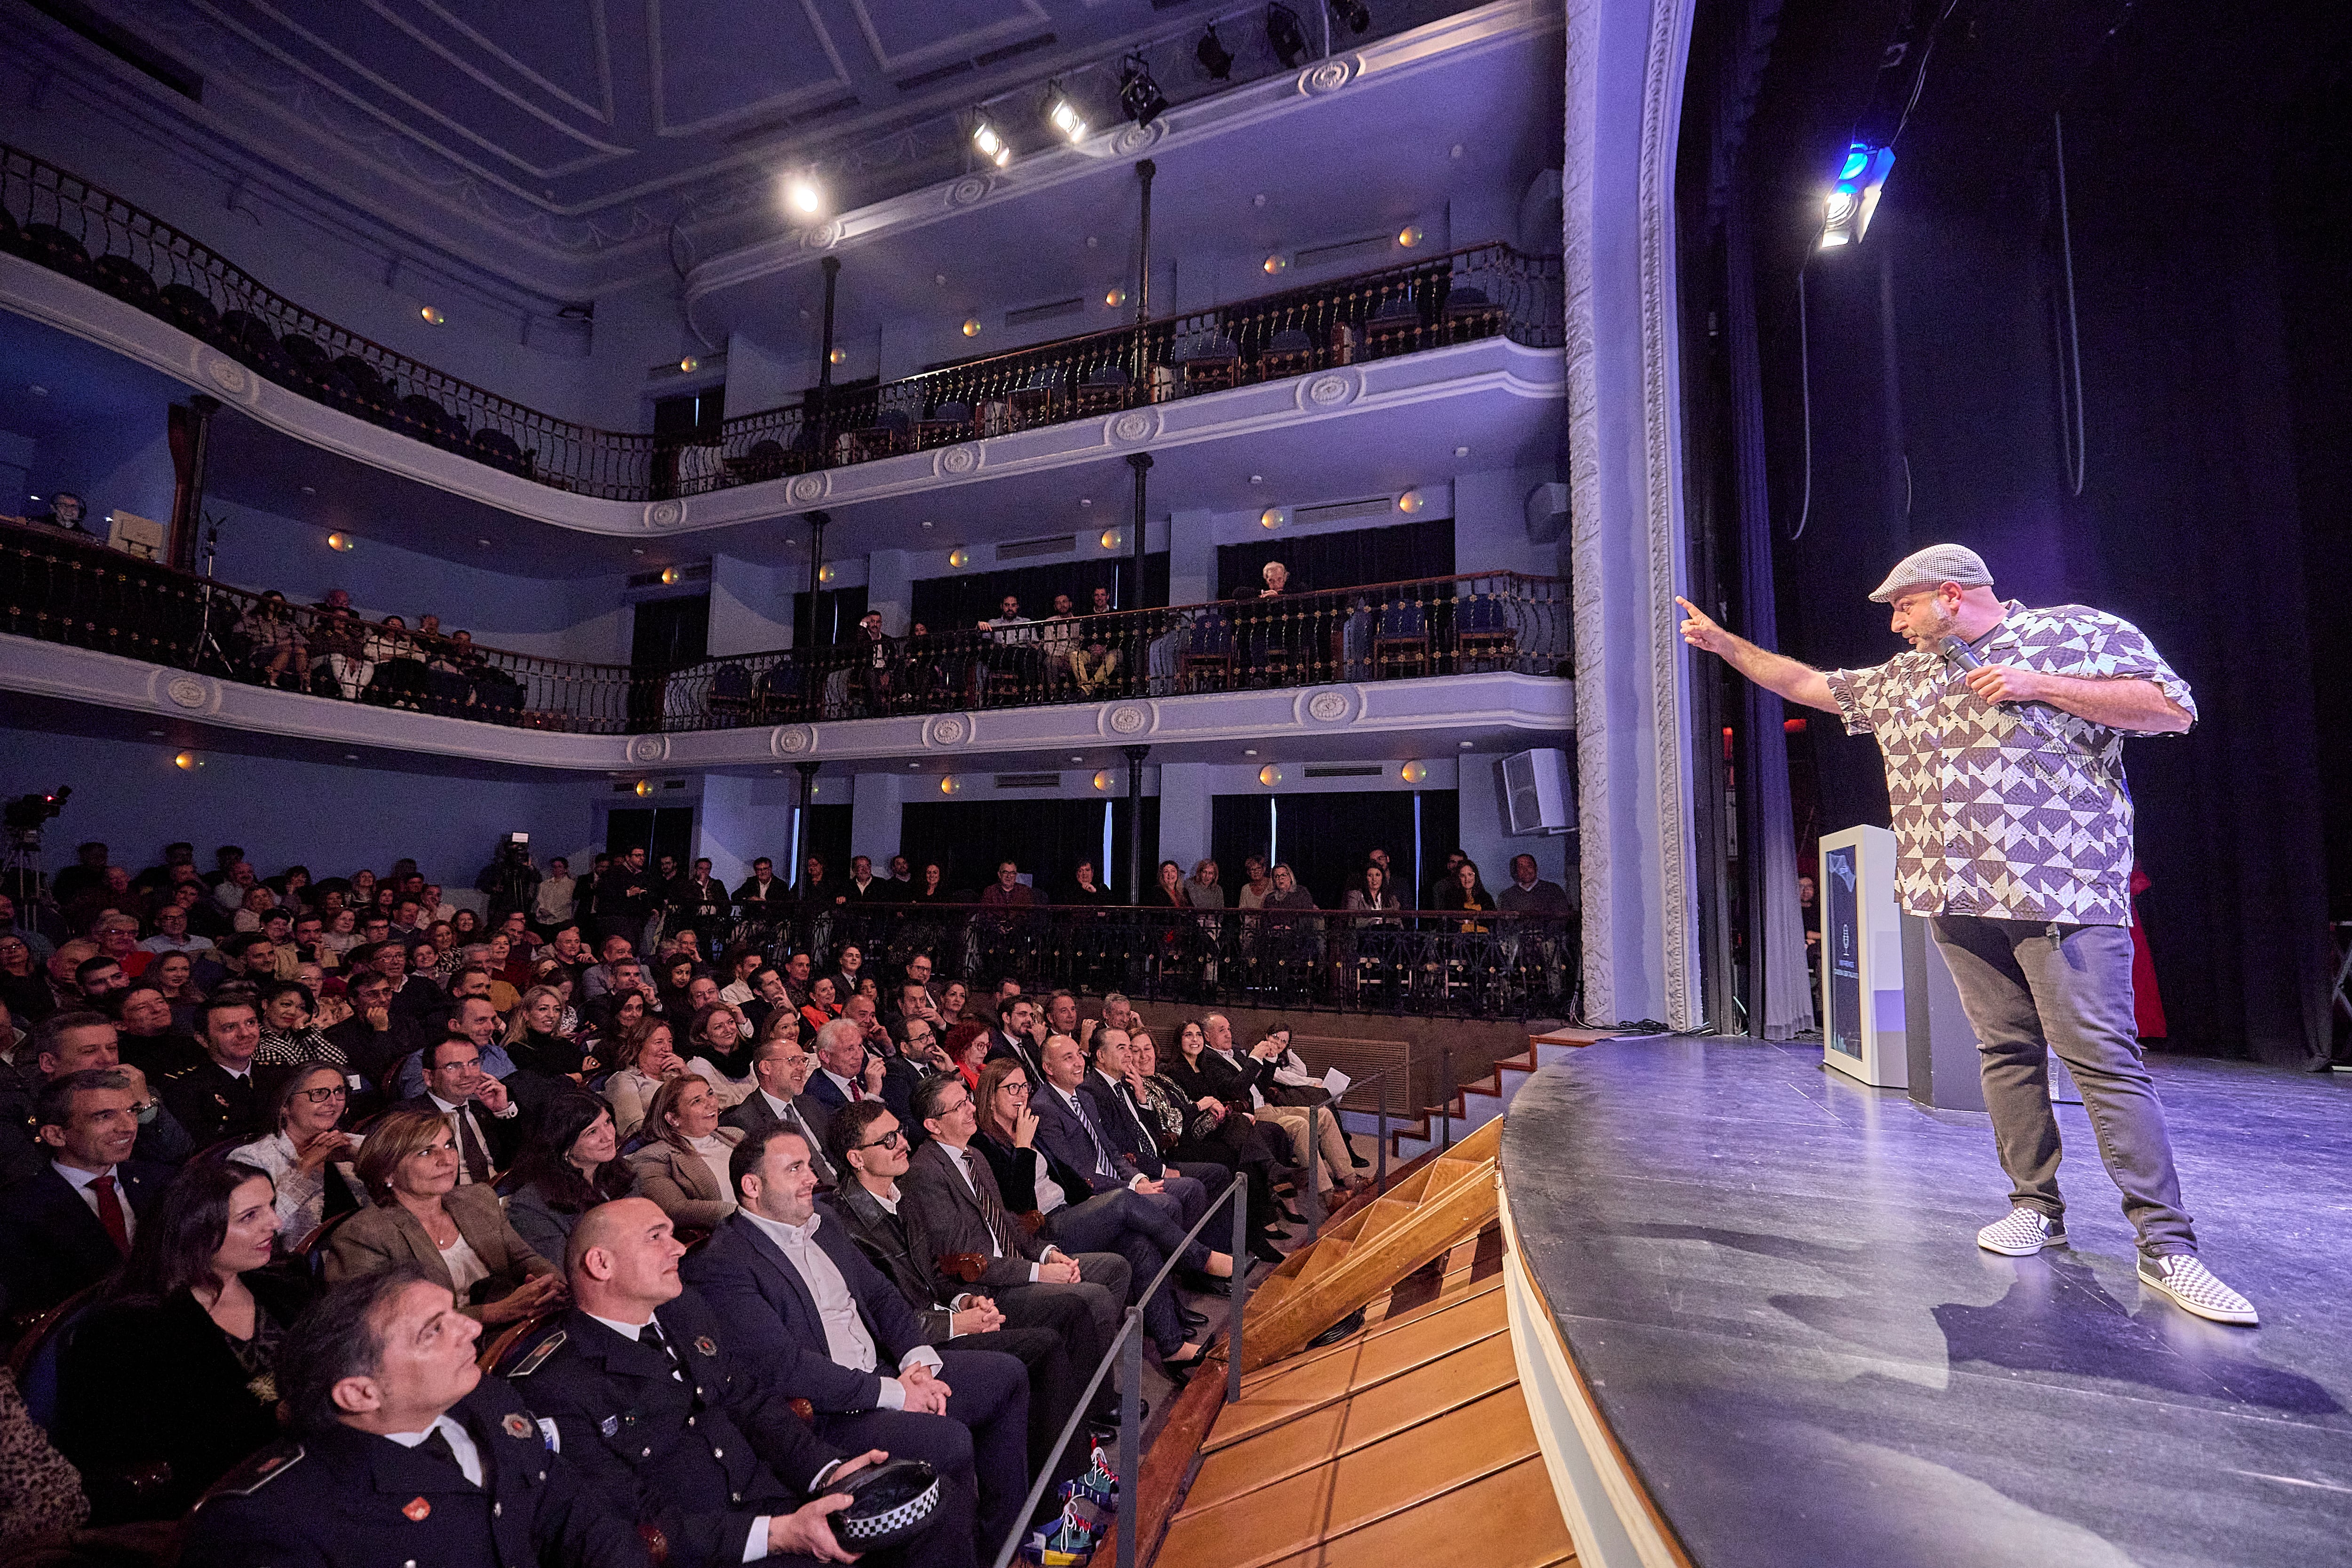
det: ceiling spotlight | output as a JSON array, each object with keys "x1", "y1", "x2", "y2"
[
  {"x1": 660, "y1": 566, "x2": 682, "y2": 585},
  {"x1": 1196, "y1": 24, "x2": 1235, "y2": 81},
  {"x1": 962, "y1": 318, "x2": 982, "y2": 337},
  {"x1": 174, "y1": 751, "x2": 202, "y2": 771},
  {"x1": 817, "y1": 563, "x2": 837, "y2": 583},
  {"x1": 1263, "y1": 254, "x2": 1288, "y2": 275},
  {"x1": 948, "y1": 548, "x2": 971, "y2": 568},
  {"x1": 971, "y1": 113, "x2": 1012, "y2": 168},
  {"x1": 1092, "y1": 770, "x2": 1113, "y2": 791},
  {"x1": 1400, "y1": 760, "x2": 1429, "y2": 783},
  {"x1": 418, "y1": 306, "x2": 445, "y2": 326},
  {"x1": 1265, "y1": 3, "x2": 1310, "y2": 67},
  {"x1": 1821, "y1": 141, "x2": 1895, "y2": 249},
  {"x1": 786, "y1": 175, "x2": 824, "y2": 215},
  {"x1": 939, "y1": 775, "x2": 961, "y2": 795},
  {"x1": 1397, "y1": 224, "x2": 1424, "y2": 247},
  {"x1": 1100, "y1": 528, "x2": 1122, "y2": 549},
  {"x1": 829, "y1": 348, "x2": 846, "y2": 365},
  {"x1": 1261, "y1": 506, "x2": 1287, "y2": 528},
  {"x1": 326, "y1": 532, "x2": 354, "y2": 551},
  {"x1": 1397, "y1": 489, "x2": 1424, "y2": 514},
  {"x1": 1104, "y1": 287, "x2": 1126, "y2": 309},
  {"x1": 635, "y1": 779, "x2": 655, "y2": 797},
  {"x1": 1258, "y1": 763, "x2": 1283, "y2": 787},
  {"x1": 1046, "y1": 84, "x2": 1088, "y2": 143},
  {"x1": 1328, "y1": 0, "x2": 1372, "y2": 35},
  {"x1": 1118, "y1": 52, "x2": 1168, "y2": 128}
]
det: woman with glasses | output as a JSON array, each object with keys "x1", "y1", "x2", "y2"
[
  {"x1": 232, "y1": 1063, "x2": 368, "y2": 1250},
  {"x1": 324, "y1": 1108, "x2": 564, "y2": 1324}
]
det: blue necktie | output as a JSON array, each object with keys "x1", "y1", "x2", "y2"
[{"x1": 1070, "y1": 1092, "x2": 1120, "y2": 1180}]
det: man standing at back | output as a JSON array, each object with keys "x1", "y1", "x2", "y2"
[{"x1": 1678, "y1": 544, "x2": 2254, "y2": 1325}]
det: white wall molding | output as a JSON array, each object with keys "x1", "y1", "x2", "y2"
[
  {"x1": 0, "y1": 253, "x2": 1558, "y2": 538},
  {"x1": 1, "y1": 632, "x2": 1573, "y2": 774}
]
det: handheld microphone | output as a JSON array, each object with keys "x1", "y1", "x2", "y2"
[{"x1": 1938, "y1": 636, "x2": 2082, "y2": 788}]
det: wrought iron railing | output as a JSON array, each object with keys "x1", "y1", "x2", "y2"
[
  {"x1": 0, "y1": 142, "x2": 1562, "y2": 503},
  {"x1": 722, "y1": 901, "x2": 1581, "y2": 1021},
  {"x1": 0, "y1": 519, "x2": 1570, "y2": 735}
]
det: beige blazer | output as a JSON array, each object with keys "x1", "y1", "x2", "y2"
[
  {"x1": 628, "y1": 1128, "x2": 742, "y2": 1230},
  {"x1": 322, "y1": 1183, "x2": 554, "y2": 1319}
]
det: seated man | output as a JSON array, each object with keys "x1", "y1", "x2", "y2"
[
  {"x1": 1079, "y1": 1027, "x2": 1217, "y2": 1231},
  {"x1": 519, "y1": 1196, "x2": 946, "y2": 1568},
  {"x1": 720, "y1": 1034, "x2": 839, "y2": 1187},
  {"x1": 0, "y1": 1069, "x2": 171, "y2": 1316},
  {"x1": 684, "y1": 1126, "x2": 1031, "y2": 1557},
  {"x1": 160, "y1": 995, "x2": 269, "y2": 1147},
  {"x1": 899, "y1": 1074, "x2": 1128, "y2": 1353},
  {"x1": 30, "y1": 1010, "x2": 195, "y2": 1167},
  {"x1": 392, "y1": 994, "x2": 526, "y2": 1109},
  {"x1": 1035, "y1": 1035, "x2": 1214, "y2": 1239},
  {"x1": 326, "y1": 969, "x2": 425, "y2": 1090},
  {"x1": 397, "y1": 1034, "x2": 526, "y2": 1187},
  {"x1": 178, "y1": 1267, "x2": 647, "y2": 1568},
  {"x1": 822, "y1": 1102, "x2": 1099, "y2": 1479}
]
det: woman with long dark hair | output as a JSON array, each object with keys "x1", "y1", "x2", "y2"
[
  {"x1": 798, "y1": 974, "x2": 841, "y2": 1037},
  {"x1": 684, "y1": 1002, "x2": 756, "y2": 1104},
  {"x1": 506, "y1": 1095, "x2": 636, "y2": 1264},
  {"x1": 1124, "y1": 1028, "x2": 1287, "y2": 1264},
  {"x1": 58, "y1": 1155, "x2": 315, "y2": 1521}
]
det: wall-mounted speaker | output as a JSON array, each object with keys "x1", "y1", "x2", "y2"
[{"x1": 1502, "y1": 748, "x2": 1574, "y2": 834}]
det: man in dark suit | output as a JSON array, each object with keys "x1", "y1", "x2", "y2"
[
  {"x1": 900, "y1": 1075, "x2": 1128, "y2": 1351},
  {"x1": 0, "y1": 1069, "x2": 170, "y2": 1316},
  {"x1": 822, "y1": 1101, "x2": 1099, "y2": 1475},
  {"x1": 179, "y1": 1266, "x2": 647, "y2": 1568},
  {"x1": 29, "y1": 1010, "x2": 196, "y2": 1167},
  {"x1": 839, "y1": 997, "x2": 922, "y2": 1129},
  {"x1": 683, "y1": 1125, "x2": 1031, "y2": 1555},
  {"x1": 397, "y1": 1036, "x2": 525, "y2": 1187},
  {"x1": 981, "y1": 995, "x2": 1045, "y2": 1084},
  {"x1": 1080, "y1": 1027, "x2": 1217, "y2": 1229},
  {"x1": 159, "y1": 995, "x2": 268, "y2": 1147},
  {"x1": 518, "y1": 1197, "x2": 950, "y2": 1568},
  {"x1": 325, "y1": 969, "x2": 424, "y2": 1090},
  {"x1": 803, "y1": 1019, "x2": 886, "y2": 1124},
  {"x1": 720, "y1": 1034, "x2": 838, "y2": 1187}
]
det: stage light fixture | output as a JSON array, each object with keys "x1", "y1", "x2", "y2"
[
  {"x1": 971, "y1": 113, "x2": 1012, "y2": 168},
  {"x1": 678, "y1": 355, "x2": 699, "y2": 373},
  {"x1": 829, "y1": 348, "x2": 846, "y2": 365},
  {"x1": 948, "y1": 547, "x2": 971, "y2": 568},
  {"x1": 1397, "y1": 489, "x2": 1424, "y2": 513},
  {"x1": 1397, "y1": 224, "x2": 1423, "y2": 247},
  {"x1": 1265, "y1": 3, "x2": 1310, "y2": 67},
  {"x1": 635, "y1": 779, "x2": 654, "y2": 797},
  {"x1": 1046, "y1": 84, "x2": 1088, "y2": 143},
  {"x1": 1100, "y1": 528, "x2": 1123, "y2": 549},
  {"x1": 818, "y1": 562, "x2": 837, "y2": 583},
  {"x1": 1104, "y1": 287, "x2": 1126, "y2": 308},
  {"x1": 174, "y1": 751, "x2": 202, "y2": 771},
  {"x1": 939, "y1": 775, "x2": 961, "y2": 795},
  {"x1": 786, "y1": 175, "x2": 824, "y2": 215},
  {"x1": 1328, "y1": 0, "x2": 1371, "y2": 34},
  {"x1": 962, "y1": 317, "x2": 982, "y2": 337},
  {"x1": 1400, "y1": 760, "x2": 1429, "y2": 783},
  {"x1": 418, "y1": 306, "x2": 445, "y2": 326},
  {"x1": 1118, "y1": 52, "x2": 1168, "y2": 128},
  {"x1": 1260, "y1": 506, "x2": 1288, "y2": 528},
  {"x1": 1820, "y1": 141, "x2": 1894, "y2": 249},
  {"x1": 660, "y1": 566, "x2": 681, "y2": 585},
  {"x1": 1263, "y1": 254, "x2": 1288, "y2": 274},
  {"x1": 1196, "y1": 24, "x2": 1235, "y2": 81},
  {"x1": 326, "y1": 532, "x2": 354, "y2": 551}
]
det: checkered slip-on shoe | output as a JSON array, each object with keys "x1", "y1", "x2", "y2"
[
  {"x1": 1976, "y1": 1207, "x2": 2068, "y2": 1256},
  {"x1": 2138, "y1": 1254, "x2": 2259, "y2": 1326}
]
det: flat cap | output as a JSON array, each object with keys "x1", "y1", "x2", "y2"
[{"x1": 1868, "y1": 543, "x2": 1993, "y2": 603}]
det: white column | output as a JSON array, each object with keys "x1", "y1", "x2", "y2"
[
  {"x1": 1155, "y1": 762, "x2": 1211, "y2": 875},
  {"x1": 849, "y1": 772, "x2": 902, "y2": 868}
]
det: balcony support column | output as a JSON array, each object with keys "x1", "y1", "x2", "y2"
[
  {"x1": 791, "y1": 760, "x2": 821, "y2": 880},
  {"x1": 1121, "y1": 745, "x2": 1150, "y2": 902},
  {"x1": 166, "y1": 394, "x2": 221, "y2": 574},
  {"x1": 1125, "y1": 452, "x2": 1152, "y2": 608}
]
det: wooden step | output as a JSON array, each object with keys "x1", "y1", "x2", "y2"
[
  {"x1": 1235, "y1": 1456, "x2": 1575, "y2": 1568},
  {"x1": 1237, "y1": 1273, "x2": 1504, "y2": 1395},
  {"x1": 1219, "y1": 1286, "x2": 1509, "y2": 1445}
]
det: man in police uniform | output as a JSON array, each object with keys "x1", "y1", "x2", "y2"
[
  {"x1": 180, "y1": 1265, "x2": 648, "y2": 1568},
  {"x1": 1678, "y1": 544, "x2": 2257, "y2": 1326},
  {"x1": 516, "y1": 1197, "x2": 963, "y2": 1568}
]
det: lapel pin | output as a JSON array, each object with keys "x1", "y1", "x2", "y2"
[{"x1": 403, "y1": 1496, "x2": 431, "y2": 1522}]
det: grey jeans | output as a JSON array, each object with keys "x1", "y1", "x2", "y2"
[{"x1": 1929, "y1": 916, "x2": 2196, "y2": 1258}]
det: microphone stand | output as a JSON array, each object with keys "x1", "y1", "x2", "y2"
[{"x1": 190, "y1": 514, "x2": 232, "y2": 673}]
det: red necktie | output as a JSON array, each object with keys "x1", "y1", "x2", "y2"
[
  {"x1": 89, "y1": 1173, "x2": 130, "y2": 1255},
  {"x1": 848, "y1": 1077, "x2": 865, "y2": 1101}
]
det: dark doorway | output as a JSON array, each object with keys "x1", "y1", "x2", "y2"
[
  {"x1": 1215, "y1": 517, "x2": 1454, "y2": 601},
  {"x1": 629, "y1": 594, "x2": 710, "y2": 729},
  {"x1": 1210, "y1": 789, "x2": 1456, "y2": 907},
  {"x1": 604, "y1": 806, "x2": 696, "y2": 869},
  {"x1": 651, "y1": 387, "x2": 724, "y2": 500},
  {"x1": 899, "y1": 797, "x2": 1156, "y2": 900}
]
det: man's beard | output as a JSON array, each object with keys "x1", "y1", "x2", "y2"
[{"x1": 1904, "y1": 600, "x2": 1962, "y2": 648}]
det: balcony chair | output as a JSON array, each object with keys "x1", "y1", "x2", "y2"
[
  {"x1": 1174, "y1": 335, "x2": 1240, "y2": 395},
  {"x1": 1256, "y1": 326, "x2": 1316, "y2": 381},
  {"x1": 89, "y1": 253, "x2": 159, "y2": 311},
  {"x1": 469, "y1": 426, "x2": 532, "y2": 478},
  {"x1": 329, "y1": 354, "x2": 393, "y2": 414},
  {"x1": 215, "y1": 309, "x2": 287, "y2": 378},
  {"x1": 15, "y1": 223, "x2": 91, "y2": 280},
  {"x1": 278, "y1": 333, "x2": 332, "y2": 391},
  {"x1": 1440, "y1": 284, "x2": 1505, "y2": 344},
  {"x1": 1453, "y1": 593, "x2": 1520, "y2": 671},
  {"x1": 912, "y1": 399, "x2": 973, "y2": 449},
  {"x1": 1363, "y1": 295, "x2": 1424, "y2": 358},
  {"x1": 1007, "y1": 366, "x2": 1064, "y2": 428},
  {"x1": 727, "y1": 437, "x2": 790, "y2": 483},
  {"x1": 1373, "y1": 598, "x2": 1430, "y2": 678},
  {"x1": 706, "y1": 661, "x2": 758, "y2": 725},
  {"x1": 1175, "y1": 608, "x2": 1237, "y2": 692},
  {"x1": 397, "y1": 393, "x2": 465, "y2": 449},
  {"x1": 158, "y1": 282, "x2": 221, "y2": 340},
  {"x1": 1073, "y1": 363, "x2": 1134, "y2": 418}
]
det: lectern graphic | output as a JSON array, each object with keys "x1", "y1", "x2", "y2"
[{"x1": 1819, "y1": 825, "x2": 1909, "y2": 1089}]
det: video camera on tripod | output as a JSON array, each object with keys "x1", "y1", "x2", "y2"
[
  {"x1": 477, "y1": 830, "x2": 540, "y2": 917},
  {"x1": 3, "y1": 785, "x2": 71, "y2": 909}
]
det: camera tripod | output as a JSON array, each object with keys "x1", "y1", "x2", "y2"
[{"x1": 188, "y1": 515, "x2": 232, "y2": 673}]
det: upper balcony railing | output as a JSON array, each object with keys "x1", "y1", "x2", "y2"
[
  {"x1": 0, "y1": 517, "x2": 1571, "y2": 737},
  {"x1": 0, "y1": 143, "x2": 1564, "y2": 505}
]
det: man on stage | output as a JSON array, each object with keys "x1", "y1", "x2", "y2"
[{"x1": 1677, "y1": 543, "x2": 2256, "y2": 1325}]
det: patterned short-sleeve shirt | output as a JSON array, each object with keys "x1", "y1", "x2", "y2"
[{"x1": 1823, "y1": 602, "x2": 2193, "y2": 927}]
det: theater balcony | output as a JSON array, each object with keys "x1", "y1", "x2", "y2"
[
  {"x1": 0, "y1": 517, "x2": 1571, "y2": 772},
  {"x1": 0, "y1": 141, "x2": 1561, "y2": 536}
]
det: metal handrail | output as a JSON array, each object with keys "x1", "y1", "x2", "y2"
[
  {"x1": 0, "y1": 141, "x2": 1562, "y2": 503},
  {"x1": 990, "y1": 1171, "x2": 1249, "y2": 1568}
]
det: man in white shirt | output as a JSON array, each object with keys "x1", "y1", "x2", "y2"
[
  {"x1": 686, "y1": 1127, "x2": 1032, "y2": 1559},
  {"x1": 531, "y1": 858, "x2": 578, "y2": 933},
  {"x1": 138, "y1": 904, "x2": 215, "y2": 957}
]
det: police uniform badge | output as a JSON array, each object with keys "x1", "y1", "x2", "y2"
[
  {"x1": 503, "y1": 1413, "x2": 533, "y2": 1440},
  {"x1": 403, "y1": 1496, "x2": 432, "y2": 1522},
  {"x1": 693, "y1": 1335, "x2": 718, "y2": 1356}
]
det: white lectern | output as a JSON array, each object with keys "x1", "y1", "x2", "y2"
[{"x1": 1819, "y1": 825, "x2": 1909, "y2": 1089}]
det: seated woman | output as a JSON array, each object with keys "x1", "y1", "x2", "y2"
[
  {"x1": 251, "y1": 979, "x2": 345, "y2": 1072},
  {"x1": 941, "y1": 1020, "x2": 991, "y2": 1091},
  {"x1": 603, "y1": 1015, "x2": 688, "y2": 1139},
  {"x1": 798, "y1": 974, "x2": 842, "y2": 1037},
  {"x1": 969, "y1": 1058, "x2": 1217, "y2": 1374},
  {"x1": 1253, "y1": 1024, "x2": 1366, "y2": 1193},
  {"x1": 683, "y1": 1002, "x2": 756, "y2": 1106},
  {"x1": 364, "y1": 614, "x2": 426, "y2": 708},
  {"x1": 232, "y1": 1063, "x2": 369, "y2": 1250},
  {"x1": 506, "y1": 1094, "x2": 636, "y2": 1265},
  {"x1": 146, "y1": 950, "x2": 205, "y2": 1033},
  {"x1": 59, "y1": 1155, "x2": 315, "y2": 1522},
  {"x1": 231, "y1": 590, "x2": 307, "y2": 690},
  {"x1": 1164, "y1": 1019, "x2": 1308, "y2": 1199},
  {"x1": 1125, "y1": 1028, "x2": 1287, "y2": 1263},
  {"x1": 580, "y1": 988, "x2": 649, "y2": 1077},
  {"x1": 655, "y1": 952, "x2": 701, "y2": 1024},
  {"x1": 503, "y1": 982, "x2": 588, "y2": 1088},
  {"x1": 324, "y1": 1108, "x2": 565, "y2": 1325},
  {"x1": 626, "y1": 1075, "x2": 741, "y2": 1229}
]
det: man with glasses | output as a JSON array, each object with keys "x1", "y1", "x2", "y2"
[
  {"x1": 719, "y1": 1034, "x2": 838, "y2": 1186},
  {"x1": 396, "y1": 1035, "x2": 521, "y2": 1186}
]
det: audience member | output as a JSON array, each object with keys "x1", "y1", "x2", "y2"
[
  {"x1": 628, "y1": 1075, "x2": 742, "y2": 1228},
  {"x1": 175, "y1": 1267, "x2": 644, "y2": 1568},
  {"x1": 397, "y1": 1035, "x2": 524, "y2": 1186},
  {"x1": 233, "y1": 1062, "x2": 370, "y2": 1249},
  {"x1": 160, "y1": 995, "x2": 268, "y2": 1147},
  {"x1": 28, "y1": 1008, "x2": 197, "y2": 1166},
  {"x1": 605, "y1": 1017, "x2": 688, "y2": 1140},
  {"x1": 325, "y1": 1109, "x2": 564, "y2": 1324},
  {"x1": 0, "y1": 1069, "x2": 171, "y2": 1314},
  {"x1": 504, "y1": 1094, "x2": 635, "y2": 1266},
  {"x1": 59, "y1": 1154, "x2": 316, "y2": 1521},
  {"x1": 719, "y1": 1032, "x2": 838, "y2": 1186}
]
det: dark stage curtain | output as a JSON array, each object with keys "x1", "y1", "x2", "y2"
[
  {"x1": 898, "y1": 797, "x2": 1157, "y2": 901},
  {"x1": 909, "y1": 553, "x2": 1170, "y2": 630},
  {"x1": 1210, "y1": 790, "x2": 1457, "y2": 909},
  {"x1": 1215, "y1": 517, "x2": 1454, "y2": 602}
]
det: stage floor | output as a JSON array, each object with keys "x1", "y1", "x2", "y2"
[{"x1": 1502, "y1": 1038, "x2": 2352, "y2": 1568}]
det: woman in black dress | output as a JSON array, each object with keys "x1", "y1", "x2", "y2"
[{"x1": 59, "y1": 1154, "x2": 315, "y2": 1522}]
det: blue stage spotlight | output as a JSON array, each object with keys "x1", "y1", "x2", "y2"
[{"x1": 1820, "y1": 141, "x2": 1894, "y2": 249}]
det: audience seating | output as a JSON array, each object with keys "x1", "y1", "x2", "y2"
[
  {"x1": 8, "y1": 1281, "x2": 101, "y2": 1434},
  {"x1": 89, "y1": 254, "x2": 159, "y2": 311},
  {"x1": 1375, "y1": 599, "x2": 1432, "y2": 677},
  {"x1": 16, "y1": 223, "x2": 91, "y2": 279}
]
